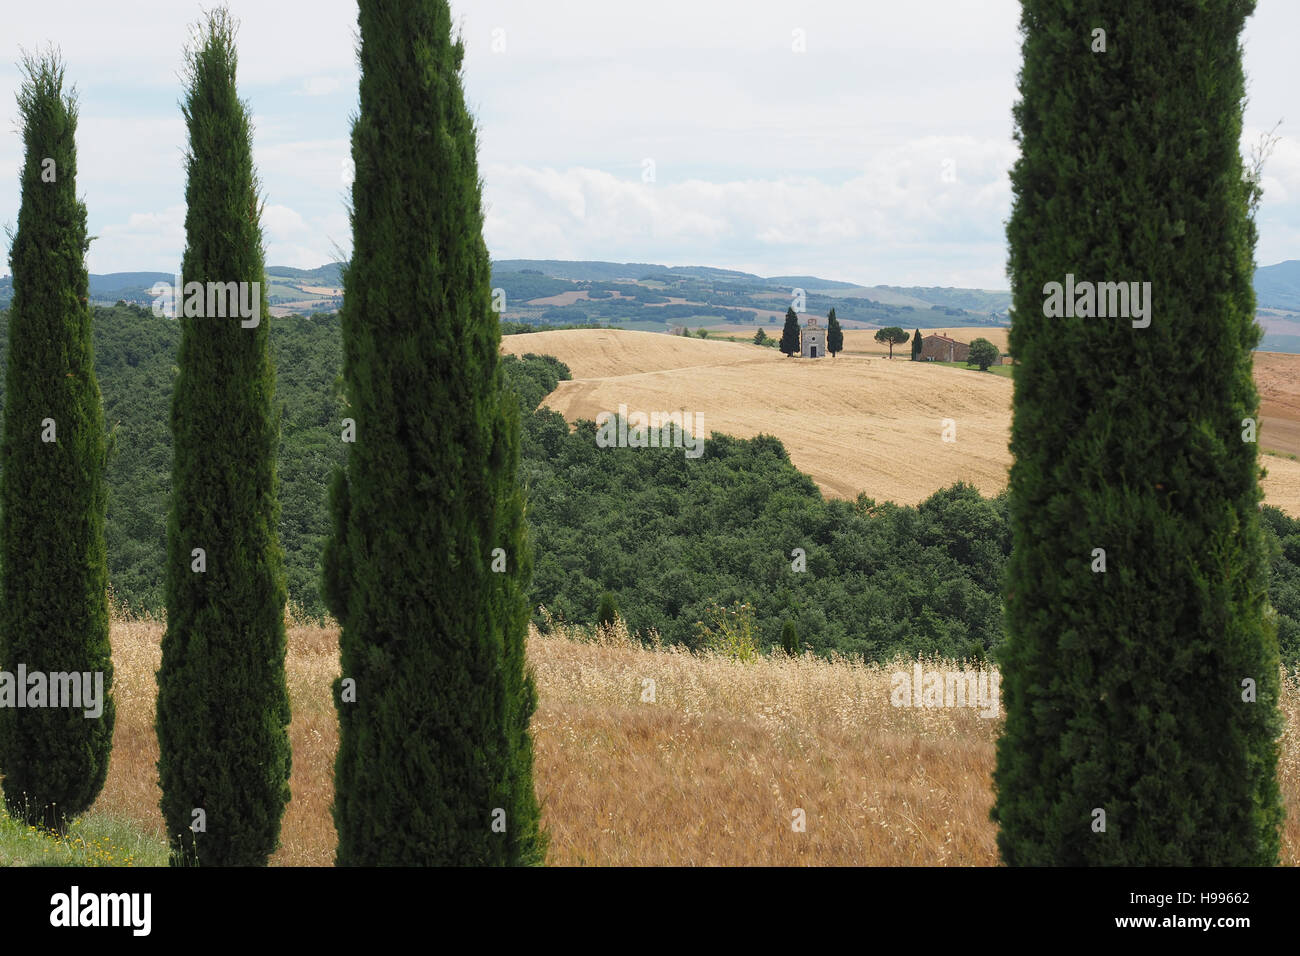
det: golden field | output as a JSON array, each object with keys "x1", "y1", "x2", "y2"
[
  {"x1": 502, "y1": 327, "x2": 1300, "y2": 514},
  {"x1": 79, "y1": 617, "x2": 1300, "y2": 865},
  {"x1": 838, "y1": 326, "x2": 1012, "y2": 357},
  {"x1": 35, "y1": 328, "x2": 1300, "y2": 865}
]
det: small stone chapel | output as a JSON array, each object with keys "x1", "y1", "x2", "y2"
[{"x1": 800, "y1": 313, "x2": 826, "y2": 358}]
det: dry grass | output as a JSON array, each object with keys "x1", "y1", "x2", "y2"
[
  {"x1": 501, "y1": 326, "x2": 760, "y2": 379},
  {"x1": 529, "y1": 620, "x2": 1002, "y2": 865},
  {"x1": 89, "y1": 616, "x2": 340, "y2": 866},
  {"x1": 501, "y1": 327, "x2": 1300, "y2": 515},
  {"x1": 1255, "y1": 351, "x2": 1300, "y2": 460},
  {"x1": 85, "y1": 615, "x2": 1300, "y2": 866}
]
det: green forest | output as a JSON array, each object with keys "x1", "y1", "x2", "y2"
[
  {"x1": 0, "y1": 303, "x2": 346, "y2": 617},
  {"x1": 1, "y1": 304, "x2": 1297, "y2": 666}
]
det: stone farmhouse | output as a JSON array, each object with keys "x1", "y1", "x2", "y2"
[{"x1": 920, "y1": 333, "x2": 970, "y2": 362}]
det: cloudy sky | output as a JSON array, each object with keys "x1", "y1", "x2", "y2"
[{"x1": 0, "y1": 0, "x2": 1296, "y2": 288}]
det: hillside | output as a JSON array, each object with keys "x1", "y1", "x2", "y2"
[
  {"x1": 4, "y1": 258, "x2": 1297, "y2": 343},
  {"x1": 0, "y1": 265, "x2": 345, "y2": 316},
  {"x1": 0, "y1": 308, "x2": 1294, "y2": 656},
  {"x1": 501, "y1": 327, "x2": 758, "y2": 378},
  {"x1": 502, "y1": 326, "x2": 1300, "y2": 516},
  {"x1": 1256, "y1": 260, "x2": 1300, "y2": 311}
]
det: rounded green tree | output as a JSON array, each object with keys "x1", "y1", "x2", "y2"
[
  {"x1": 873, "y1": 327, "x2": 908, "y2": 358},
  {"x1": 967, "y1": 338, "x2": 1000, "y2": 371}
]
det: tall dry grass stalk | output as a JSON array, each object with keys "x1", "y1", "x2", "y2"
[{"x1": 86, "y1": 612, "x2": 1300, "y2": 865}]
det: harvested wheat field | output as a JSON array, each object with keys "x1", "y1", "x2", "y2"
[
  {"x1": 504, "y1": 328, "x2": 1011, "y2": 502},
  {"x1": 502, "y1": 328, "x2": 1300, "y2": 515},
  {"x1": 1255, "y1": 351, "x2": 1300, "y2": 458},
  {"x1": 85, "y1": 617, "x2": 1300, "y2": 865},
  {"x1": 502, "y1": 327, "x2": 760, "y2": 379}
]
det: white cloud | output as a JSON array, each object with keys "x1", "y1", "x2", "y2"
[
  {"x1": 298, "y1": 76, "x2": 343, "y2": 97},
  {"x1": 261, "y1": 204, "x2": 310, "y2": 240},
  {"x1": 482, "y1": 135, "x2": 1017, "y2": 286},
  {"x1": 0, "y1": 0, "x2": 1296, "y2": 283},
  {"x1": 92, "y1": 205, "x2": 186, "y2": 274}
]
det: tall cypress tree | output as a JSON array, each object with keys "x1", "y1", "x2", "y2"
[
  {"x1": 0, "y1": 52, "x2": 113, "y2": 832},
  {"x1": 322, "y1": 0, "x2": 544, "y2": 865},
  {"x1": 826, "y1": 307, "x2": 843, "y2": 357},
  {"x1": 156, "y1": 9, "x2": 291, "y2": 866},
  {"x1": 780, "y1": 307, "x2": 801, "y2": 356},
  {"x1": 911, "y1": 328, "x2": 923, "y2": 361},
  {"x1": 993, "y1": 0, "x2": 1282, "y2": 865}
]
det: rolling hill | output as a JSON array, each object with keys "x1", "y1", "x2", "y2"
[
  {"x1": 2, "y1": 258, "x2": 1296, "y2": 342},
  {"x1": 1255, "y1": 260, "x2": 1300, "y2": 311},
  {"x1": 501, "y1": 326, "x2": 1300, "y2": 516}
]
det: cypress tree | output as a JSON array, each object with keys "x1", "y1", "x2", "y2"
[
  {"x1": 322, "y1": 0, "x2": 545, "y2": 865},
  {"x1": 597, "y1": 592, "x2": 619, "y2": 629},
  {"x1": 992, "y1": 0, "x2": 1282, "y2": 865},
  {"x1": 156, "y1": 9, "x2": 291, "y2": 866},
  {"x1": 911, "y1": 328, "x2": 923, "y2": 361},
  {"x1": 781, "y1": 620, "x2": 800, "y2": 657},
  {"x1": 780, "y1": 307, "x2": 801, "y2": 356},
  {"x1": 0, "y1": 52, "x2": 113, "y2": 832},
  {"x1": 826, "y1": 308, "x2": 843, "y2": 357}
]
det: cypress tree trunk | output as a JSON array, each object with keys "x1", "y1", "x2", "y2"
[
  {"x1": 993, "y1": 0, "x2": 1283, "y2": 865},
  {"x1": 322, "y1": 0, "x2": 545, "y2": 865},
  {"x1": 156, "y1": 9, "x2": 291, "y2": 866},
  {"x1": 0, "y1": 53, "x2": 114, "y2": 832}
]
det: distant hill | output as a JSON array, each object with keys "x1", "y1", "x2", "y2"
[
  {"x1": 266, "y1": 263, "x2": 344, "y2": 286},
  {"x1": 0, "y1": 265, "x2": 348, "y2": 314},
  {"x1": 1256, "y1": 260, "x2": 1300, "y2": 311},
  {"x1": 1, "y1": 259, "x2": 1296, "y2": 337},
  {"x1": 89, "y1": 271, "x2": 175, "y2": 296},
  {"x1": 767, "y1": 275, "x2": 862, "y2": 290},
  {"x1": 483, "y1": 260, "x2": 1014, "y2": 331},
  {"x1": 491, "y1": 260, "x2": 666, "y2": 281}
]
